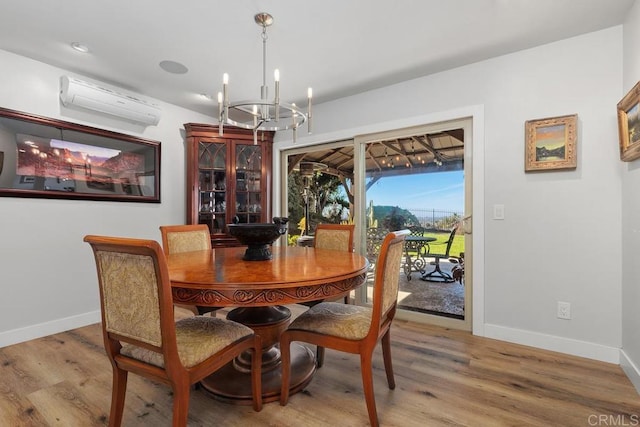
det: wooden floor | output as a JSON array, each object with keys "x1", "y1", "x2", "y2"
[{"x1": 1, "y1": 311, "x2": 639, "y2": 426}]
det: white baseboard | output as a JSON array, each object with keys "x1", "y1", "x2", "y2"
[
  {"x1": 621, "y1": 349, "x2": 640, "y2": 394},
  {"x1": 0, "y1": 311, "x2": 101, "y2": 348},
  {"x1": 484, "y1": 324, "x2": 620, "y2": 364}
]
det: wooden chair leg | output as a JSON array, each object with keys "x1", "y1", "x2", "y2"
[
  {"x1": 171, "y1": 380, "x2": 191, "y2": 427},
  {"x1": 316, "y1": 346, "x2": 325, "y2": 368},
  {"x1": 279, "y1": 334, "x2": 292, "y2": 406},
  {"x1": 109, "y1": 367, "x2": 128, "y2": 427},
  {"x1": 381, "y1": 330, "x2": 395, "y2": 389},
  {"x1": 360, "y1": 351, "x2": 379, "y2": 427}
]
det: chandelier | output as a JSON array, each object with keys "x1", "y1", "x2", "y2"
[{"x1": 217, "y1": 12, "x2": 312, "y2": 143}]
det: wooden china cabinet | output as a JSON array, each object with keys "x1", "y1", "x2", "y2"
[{"x1": 184, "y1": 123, "x2": 274, "y2": 247}]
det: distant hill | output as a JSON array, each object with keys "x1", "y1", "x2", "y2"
[{"x1": 371, "y1": 205, "x2": 420, "y2": 228}]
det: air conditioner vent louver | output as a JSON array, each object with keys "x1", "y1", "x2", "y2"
[{"x1": 59, "y1": 76, "x2": 161, "y2": 126}]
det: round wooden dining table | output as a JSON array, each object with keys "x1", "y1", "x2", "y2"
[{"x1": 167, "y1": 245, "x2": 370, "y2": 404}]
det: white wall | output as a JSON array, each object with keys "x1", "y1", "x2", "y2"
[
  {"x1": 621, "y1": 0, "x2": 640, "y2": 392},
  {"x1": 275, "y1": 27, "x2": 624, "y2": 363},
  {"x1": 0, "y1": 49, "x2": 211, "y2": 346}
]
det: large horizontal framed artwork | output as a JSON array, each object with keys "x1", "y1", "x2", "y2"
[
  {"x1": 617, "y1": 81, "x2": 640, "y2": 162},
  {"x1": 524, "y1": 114, "x2": 577, "y2": 172},
  {"x1": 0, "y1": 107, "x2": 160, "y2": 202}
]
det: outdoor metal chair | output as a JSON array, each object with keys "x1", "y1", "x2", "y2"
[{"x1": 421, "y1": 225, "x2": 458, "y2": 282}]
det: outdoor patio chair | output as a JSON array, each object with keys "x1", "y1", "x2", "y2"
[{"x1": 421, "y1": 225, "x2": 458, "y2": 282}]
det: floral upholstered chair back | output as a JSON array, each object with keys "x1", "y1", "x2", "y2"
[
  {"x1": 314, "y1": 224, "x2": 355, "y2": 252},
  {"x1": 372, "y1": 230, "x2": 409, "y2": 327},
  {"x1": 160, "y1": 224, "x2": 211, "y2": 255},
  {"x1": 160, "y1": 224, "x2": 218, "y2": 317},
  {"x1": 378, "y1": 233, "x2": 406, "y2": 320},
  {"x1": 89, "y1": 239, "x2": 167, "y2": 350}
]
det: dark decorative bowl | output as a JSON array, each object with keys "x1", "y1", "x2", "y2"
[{"x1": 227, "y1": 217, "x2": 289, "y2": 261}]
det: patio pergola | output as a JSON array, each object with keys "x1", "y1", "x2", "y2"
[{"x1": 287, "y1": 128, "x2": 465, "y2": 207}]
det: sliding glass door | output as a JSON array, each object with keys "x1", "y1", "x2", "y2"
[{"x1": 281, "y1": 117, "x2": 473, "y2": 331}]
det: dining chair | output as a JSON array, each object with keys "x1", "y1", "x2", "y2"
[
  {"x1": 159, "y1": 224, "x2": 218, "y2": 316},
  {"x1": 300, "y1": 223, "x2": 355, "y2": 366},
  {"x1": 84, "y1": 235, "x2": 262, "y2": 426},
  {"x1": 314, "y1": 223, "x2": 355, "y2": 252},
  {"x1": 279, "y1": 229, "x2": 409, "y2": 427},
  {"x1": 305, "y1": 223, "x2": 355, "y2": 305},
  {"x1": 421, "y1": 224, "x2": 459, "y2": 282}
]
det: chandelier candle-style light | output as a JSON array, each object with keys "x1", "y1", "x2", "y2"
[{"x1": 217, "y1": 12, "x2": 312, "y2": 144}]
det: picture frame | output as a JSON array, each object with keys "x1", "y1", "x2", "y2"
[
  {"x1": 617, "y1": 81, "x2": 640, "y2": 162},
  {"x1": 0, "y1": 107, "x2": 160, "y2": 202},
  {"x1": 525, "y1": 114, "x2": 577, "y2": 172}
]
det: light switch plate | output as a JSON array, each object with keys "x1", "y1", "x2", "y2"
[{"x1": 493, "y1": 204, "x2": 505, "y2": 220}]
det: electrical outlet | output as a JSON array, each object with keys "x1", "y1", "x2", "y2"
[{"x1": 557, "y1": 301, "x2": 571, "y2": 319}]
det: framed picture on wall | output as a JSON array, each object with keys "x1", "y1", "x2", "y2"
[
  {"x1": 0, "y1": 106, "x2": 161, "y2": 202},
  {"x1": 524, "y1": 114, "x2": 577, "y2": 172},
  {"x1": 617, "y1": 80, "x2": 640, "y2": 162}
]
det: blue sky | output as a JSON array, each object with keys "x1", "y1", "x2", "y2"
[{"x1": 365, "y1": 170, "x2": 464, "y2": 213}]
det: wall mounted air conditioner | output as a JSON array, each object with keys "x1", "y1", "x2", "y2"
[{"x1": 59, "y1": 76, "x2": 162, "y2": 126}]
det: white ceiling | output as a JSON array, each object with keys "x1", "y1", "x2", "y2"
[{"x1": 0, "y1": 0, "x2": 635, "y2": 117}]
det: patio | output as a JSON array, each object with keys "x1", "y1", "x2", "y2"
[
  {"x1": 362, "y1": 256, "x2": 465, "y2": 320},
  {"x1": 396, "y1": 258, "x2": 465, "y2": 318},
  {"x1": 364, "y1": 227, "x2": 465, "y2": 319}
]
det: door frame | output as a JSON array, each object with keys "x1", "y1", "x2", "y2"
[
  {"x1": 354, "y1": 117, "x2": 472, "y2": 331},
  {"x1": 276, "y1": 105, "x2": 485, "y2": 336}
]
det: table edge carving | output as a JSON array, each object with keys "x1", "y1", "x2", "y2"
[{"x1": 172, "y1": 272, "x2": 367, "y2": 306}]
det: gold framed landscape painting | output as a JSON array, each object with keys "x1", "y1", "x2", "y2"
[
  {"x1": 617, "y1": 81, "x2": 640, "y2": 162},
  {"x1": 525, "y1": 114, "x2": 577, "y2": 172}
]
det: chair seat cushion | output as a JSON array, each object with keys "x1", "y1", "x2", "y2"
[
  {"x1": 288, "y1": 302, "x2": 372, "y2": 340},
  {"x1": 121, "y1": 317, "x2": 253, "y2": 368}
]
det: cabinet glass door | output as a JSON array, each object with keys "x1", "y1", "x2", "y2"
[
  {"x1": 198, "y1": 142, "x2": 227, "y2": 232},
  {"x1": 235, "y1": 145, "x2": 262, "y2": 223}
]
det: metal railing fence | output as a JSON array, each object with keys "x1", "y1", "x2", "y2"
[{"x1": 407, "y1": 208, "x2": 462, "y2": 230}]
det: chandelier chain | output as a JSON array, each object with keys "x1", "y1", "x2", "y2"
[{"x1": 262, "y1": 26, "x2": 267, "y2": 94}]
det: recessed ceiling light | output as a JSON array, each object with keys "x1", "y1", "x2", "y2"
[
  {"x1": 159, "y1": 60, "x2": 188, "y2": 74},
  {"x1": 70, "y1": 42, "x2": 89, "y2": 53},
  {"x1": 200, "y1": 93, "x2": 213, "y2": 100}
]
